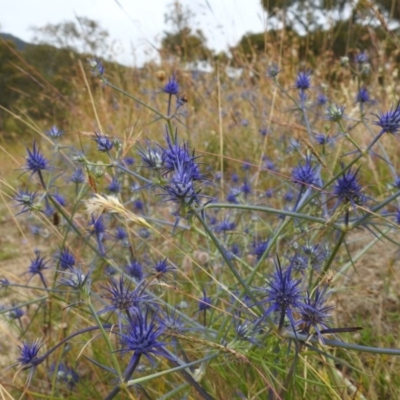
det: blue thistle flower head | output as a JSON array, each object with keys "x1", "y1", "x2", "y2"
[
  {"x1": 137, "y1": 143, "x2": 163, "y2": 170},
  {"x1": 123, "y1": 156, "x2": 135, "y2": 166},
  {"x1": 25, "y1": 141, "x2": 50, "y2": 175},
  {"x1": 93, "y1": 132, "x2": 113, "y2": 152},
  {"x1": 267, "y1": 63, "x2": 280, "y2": 78},
  {"x1": 14, "y1": 189, "x2": 39, "y2": 215},
  {"x1": 298, "y1": 287, "x2": 333, "y2": 341},
  {"x1": 154, "y1": 258, "x2": 175, "y2": 275},
  {"x1": 252, "y1": 239, "x2": 270, "y2": 261},
  {"x1": 46, "y1": 125, "x2": 64, "y2": 138},
  {"x1": 17, "y1": 340, "x2": 42, "y2": 369},
  {"x1": 295, "y1": 71, "x2": 311, "y2": 91},
  {"x1": 53, "y1": 193, "x2": 66, "y2": 207},
  {"x1": 315, "y1": 133, "x2": 332, "y2": 146},
  {"x1": 263, "y1": 259, "x2": 303, "y2": 330},
  {"x1": 161, "y1": 161, "x2": 200, "y2": 210},
  {"x1": 107, "y1": 177, "x2": 121, "y2": 193},
  {"x1": 333, "y1": 167, "x2": 364, "y2": 206},
  {"x1": 162, "y1": 74, "x2": 179, "y2": 96},
  {"x1": 355, "y1": 51, "x2": 368, "y2": 64},
  {"x1": 372, "y1": 102, "x2": 400, "y2": 134},
  {"x1": 115, "y1": 226, "x2": 127, "y2": 241},
  {"x1": 317, "y1": 93, "x2": 328, "y2": 106},
  {"x1": 226, "y1": 189, "x2": 240, "y2": 204},
  {"x1": 99, "y1": 277, "x2": 150, "y2": 316},
  {"x1": 58, "y1": 268, "x2": 89, "y2": 290},
  {"x1": 162, "y1": 134, "x2": 203, "y2": 180},
  {"x1": 291, "y1": 157, "x2": 318, "y2": 187},
  {"x1": 28, "y1": 251, "x2": 49, "y2": 278},
  {"x1": 50, "y1": 363, "x2": 79, "y2": 389},
  {"x1": 88, "y1": 58, "x2": 105, "y2": 76},
  {"x1": 119, "y1": 307, "x2": 167, "y2": 364},
  {"x1": 356, "y1": 87, "x2": 371, "y2": 104},
  {"x1": 241, "y1": 180, "x2": 252, "y2": 196},
  {"x1": 88, "y1": 215, "x2": 105, "y2": 235},
  {"x1": 57, "y1": 248, "x2": 76, "y2": 270},
  {"x1": 70, "y1": 168, "x2": 85, "y2": 184},
  {"x1": 214, "y1": 217, "x2": 236, "y2": 233},
  {"x1": 125, "y1": 260, "x2": 144, "y2": 281},
  {"x1": 198, "y1": 288, "x2": 212, "y2": 311},
  {"x1": 5, "y1": 304, "x2": 24, "y2": 320},
  {"x1": 259, "y1": 127, "x2": 268, "y2": 136}
]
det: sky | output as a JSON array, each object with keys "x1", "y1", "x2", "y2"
[{"x1": 1, "y1": 0, "x2": 267, "y2": 65}]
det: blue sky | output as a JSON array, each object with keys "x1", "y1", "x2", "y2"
[{"x1": 2, "y1": 0, "x2": 267, "y2": 65}]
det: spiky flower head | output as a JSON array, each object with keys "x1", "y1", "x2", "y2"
[
  {"x1": 99, "y1": 277, "x2": 150, "y2": 316},
  {"x1": 14, "y1": 189, "x2": 39, "y2": 215},
  {"x1": 291, "y1": 157, "x2": 318, "y2": 188},
  {"x1": 56, "y1": 248, "x2": 76, "y2": 270},
  {"x1": 153, "y1": 258, "x2": 175, "y2": 275},
  {"x1": 333, "y1": 167, "x2": 364, "y2": 206},
  {"x1": 263, "y1": 260, "x2": 303, "y2": 331},
  {"x1": 93, "y1": 132, "x2": 113, "y2": 152},
  {"x1": 46, "y1": 125, "x2": 64, "y2": 138},
  {"x1": 119, "y1": 307, "x2": 166, "y2": 364},
  {"x1": 25, "y1": 141, "x2": 50, "y2": 175},
  {"x1": 27, "y1": 251, "x2": 49, "y2": 286},
  {"x1": 295, "y1": 71, "x2": 311, "y2": 91},
  {"x1": 58, "y1": 267, "x2": 89, "y2": 290},
  {"x1": 88, "y1": 58, "x2": 105, "y2": 76},
  {"x1": 252, "y1": 239, "x2": 270, "y2": 261},
  {"x1": 198, "y1": 288, "x2": 212, "y2": 311},
  {"x1": 162, "y1": 74, "x2": 179, "y2": 95},
  {"x1": 372, "y1": 102, "x2": 400, "y2": 134},
  {"x1": 356, "y1": 87, "x2": 371, "y2": 104},
  {"x1": 125, "y1": 260, "x2": 144, "y2": 281},
  {"x1": 298, "y1": 287, "x2": 333, "y2": 341},
  {"x1": 17, "y1": 340, "x2": 42, "y2": 369}
]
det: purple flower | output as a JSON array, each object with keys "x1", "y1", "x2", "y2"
[
  {"x1": 70, "y1": 168, "x2": 85, "y2": 184},
  {"x1": 17, "y1": 340, "x2": 42, "y2": 369},
  {"x1": 125, "y1": 260, "x2": 144, "y2": 281},
  {"x1": 295, "y1": 71, "x2": 311, "y2": 91},
  {"x1": 57, "y1": 248, "x2": 76, "y2": 270},
  {"x1": 50, "y1": 363, "x2": 79, "y2": 389},
  {"x1": 262, "y1": 260, "x2": 303, "y2": 331},
  {"x1": 298, "y1": 287, "x2": 333, "y2": 342},
  {"x1": 333, "y1": 167, "x2": 364, "y2": 206},
  {"x1": 46, "y1": 125, "x2": 64, "y2": 138},
  {"x1": 372, "y1": 102, "x2": 400, "y2": 134},
  {"x1": 252, "y1": 239, "x2": 270, "y2": 261},
  {"x1": 154, "y1": 258, "x2": 175, "y2": 275},
  {"x1": 119, "y1": 307, "x2": 167, "y2": 365},
  {"x1": 162, "y1": 75, "x2": 179, "y2": 96},
  {"x1": 355, "y1": 52, "x2": 368, "y2": 64},
  {"x1": 25, "y1": 142, "x2": 50, "y2": 175},
  {"x1": 356, "y1": 87, "x2": 371, "y2": 103},
  {"x1": 88, "y1": 58, "x2": 105, "y2": 76},
  {"x1": 115, "y1": 226, "x2": 127, "y2": 241},
  {"x1": 27, "y1": 251, "x2": 49, "y2": 287},
  {"x1": 214, "y1": 217, "x2": 236, "y2": 233},
  {"x1": 137, "y1": 143, "x2": 163, "y2": 170},
  {"x1": 99, "y1": 277, "x2": 150, "y2": 316},
  {"x1": 198, "y1": 288, "x2": 212, "y2": 311},
  {"x1": 14, "y1": 189, "x2": 39, "y2": 215},
  {"x1": 93, "y1": 132, "x2": 113, "y2": 152},
  {"x1": 291, "y1": 157, "x2": 318, "y2": 187},
  {"x1": 107, "y1": 177, "x2": 121, "y2": 193}
]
